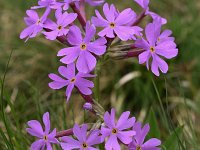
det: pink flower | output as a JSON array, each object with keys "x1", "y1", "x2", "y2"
[
  {"x1": 43, "y1": 9, "x2": 77, "y2": 40},
  {"x1": 92, "y1": 3, "x2": 142, "y2": 41},
  {"x1": 128, "y1": 122, "x2": 161, "y2": 150},
  {"x1": 61, "y1": 124, "x2": 102, "y2": 150},
  {"x1": 26, "y1": 112, "x2": 59, "y2": 150},
  {"x1": 101, "y1": 109, "x2": 136, "y2": 150},
  {"x1": 48, "y1": 63, "x2": 95, "y2": 101},
  {"x1": 57, "y1": 22, "x2": 107, "y2": 73},
  {"x1": 135, "y1": 19, "x2": 178, "y2": 76},
  {"x1": 20, "y1": 10, "x2": 48, "y2": 41}
]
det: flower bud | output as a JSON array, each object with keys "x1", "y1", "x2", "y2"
[{"x1": 83, "y1": 102, "x2": 93, "y2": 111}]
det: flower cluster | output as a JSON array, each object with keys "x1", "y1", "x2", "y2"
[
  {"x1": 20, "y1": 0, "x2": 178, "y2": 101},
  {"x1": 21, "y1": 0, "x2": 179, "y2": 149},
  {"x1": 27, "y1": 110, "x2": 161, "y2": 150}
]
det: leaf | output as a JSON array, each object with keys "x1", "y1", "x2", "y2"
[
  {"x1": 163, "y1": 126, "x2": 184, "y2": 150},
  {"x1": 146, "y1": 108, "x2": 161, "y2": 139}
]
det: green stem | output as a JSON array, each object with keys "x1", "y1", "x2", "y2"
[
  {"x1": 151, "y1": 78, "x2": 170, "y2": 130},
  {"x1": 94, "y1": 59, "x2": 101, "y2": 102}
]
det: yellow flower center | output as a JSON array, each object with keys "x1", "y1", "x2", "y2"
[
  {"x1": 80, "y1": 43, "x2": 87, "y2": 50},
  {"x1": 36, "y1": 19, "x2": 41, "y2": 25},
  {"x1": 136, "y1": 146, "x2": 142, "y2": 150},
  {"x1": 70, "y1": 78, "x2": 76, "y2": 83},
  {"x1": 150, "y1": 46, "x2": 155, "y2": 53},
  {"x1": 58, "y1": 25, "x2": 62, "y2": 30},
  {"x1": 43, "y1": 135, "x2": 48, "y2": 141},
  {"x1": 112, "y1": 128, "x2": 118, "y2": 134},
  {"x1": 82, "y1": 142, "x2": 88, "y2": 149},
  {"x1": 109, "y1": 22, "x2": 115, "y2": 28}
]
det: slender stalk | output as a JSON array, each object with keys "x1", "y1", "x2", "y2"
[
  {"x1": 126, "y1": 49, "x2": 145, "y2": 58},
  {"x1": 70, "y1": 3, "x2": 86, "y2": 30},
  {"x1": 94, "y1": 60, "x2": 101, "y2": 102},
  {"x1": 132, "y1": 9, "x2": 146, "y2": 26},
  {"x1": 151, "y1": 78, "x2": 170, "y2": 130},
  {"x1": 79, "y1": 0, "x2": 86, "y2": 20},
  {"x1": 0, "y1": 50, "x2": 14, "y2": 150},
  {"x1": 55, "y1": 129, "x2": 73, "y2": 138}
]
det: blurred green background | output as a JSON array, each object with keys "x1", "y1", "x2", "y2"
[{"x1": 0, "y1": 0, "x2": 200, "y2": 149}]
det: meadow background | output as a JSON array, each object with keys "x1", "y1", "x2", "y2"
[{"x1": 0, "y1": 0, "x2": 200, "y2": 149}]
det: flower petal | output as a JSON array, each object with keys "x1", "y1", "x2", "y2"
[
  {"x1": 43, "y1": 112, "x2": 50, "y2": 134},
  {"x1": 27, "y1": 120, "x2": 44, "y2": 138}
]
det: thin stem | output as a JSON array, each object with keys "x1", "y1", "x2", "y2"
[
  {"x1": 79, "y1": 91, "x2": 94, "y2": 104},
  {"x1": 132, "y1": 9, "x2": 146, "y2": 26},
  {"x1": 79, "y1": 0, "x2": 86, "y2": 20},
  {"x1": 94, "y1": 60, "x2": 101, "y2": 102},
  {"x1": 70, "y1": 3, "x2": 86, "y2": 30},
  {"x1": 55, "y1": 129, "x2": 73, "y2": 138},
  {"x1": 126, "y1": 49, "x2": 145, "y2": 58}
]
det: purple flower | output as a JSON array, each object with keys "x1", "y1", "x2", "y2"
[
  {"x1": 48, "y1": 63, "x2": 95, "y2": 101},
  {"x1": 20, "y1": 10, "x2": 48, "y2": 41},
  {"x1": 134, "y1": 0, "x2": 167, "y2": 24},
  {"x1": 92, "y1": 3, "x2": 142, "y2": 41},
  {"x1": 101, "y1": 108, "x2": 136, "y2": 150},
  {"x1": 43, "y1": 10, "x2": 77, "y2": 40},
  {"x1": 128, "y1": 122, "x2": 161, "y2": 150},
  {"x1": 135, "y1": 21, "x2": 178, "y2": 76},
  {"x1": 26, "y1": 112, "x2": 58, "y2": 150},
  {"x1": 57, "y1": 22, "x2": 107, "y2": 73},
  {"x1": 31, "y1": 0, "x2": 62, "y2": 10},
  {"x1": 61, "y1": 124, "x2": 102, "y2": 150}
]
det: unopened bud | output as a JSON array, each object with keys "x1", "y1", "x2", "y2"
[{"x1": 83, "y1": 102, "x2": 93, "y2": 111}]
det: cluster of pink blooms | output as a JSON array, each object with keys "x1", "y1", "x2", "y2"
[
  {"x1": 27, "y1": 110, "x2": 161, "y2": 150},
  {"x1": 20, "y1": 0, "x2": 178, "y2": 149}
]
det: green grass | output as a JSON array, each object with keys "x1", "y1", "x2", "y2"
[{"x1": 1, "y1": 0, "x2": 200, "y2": 149}]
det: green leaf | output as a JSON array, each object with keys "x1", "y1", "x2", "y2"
[
  {"x1": 146, "y1": 108, "x2": 161, "y2": 139},
  {"x1": 163, "y1": 126, "x2": 184, "y2": 150}
]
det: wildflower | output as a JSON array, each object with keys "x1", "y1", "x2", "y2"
[
  {"x1": 135, "y1": 21, "x2": 178, "y2": 76},
  {"x1": 134, "y1": 0, "x2": 167, "y2": 24},
  {"x1": 101, "y1": 108, "x2": 136, "y2": 150},
  {"x1": 92, "y1": 3, "x2": 142, "y2": 41},
  {"x1": 20, "y1": 10, "x2": 48, "y2": 41},
  {"x1": 128, "y1": 122, "x2": 161, "y2": 150},
  {"x1": 57, "y1": 22, "x2": 107, "y2": 73},
  {"x1": 26, "y1": 112, "x2": 59, "y2": 150},
  {"x1": 48, "y1": 63, "x2": 95, "y2": 101},
  {"x1": 31, "y1": 0, "x2": 62, "y2": 10},
  {"x1": 61, "y1": 124, "x2": 102, "y2": 150},
  {"x1": 43, "y1": 10, "x2": 77, "y2": 40}
]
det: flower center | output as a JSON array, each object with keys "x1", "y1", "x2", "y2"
[
  {"x1": 58, "y1": 25, "x2": 62, "y2": 30},
  {"x1": 80, "y1": 43, "x2": 87, "y2": 50},
  {"x1": 157, "y1": 37, "x2": 161, "y2": 42},
  {"x1": 109, "y1": 22, "x2": 115, "y2": 28},
  {"x1": 43, "y1": 135, "x2": 48, "y2": 141},
  {"x1": 82, "y1": 142, "x2": 88, "y2": 149},
  {"x1": 136, "y1": 146, "x2": 142, "y2": 150},
  {"x1": 150, "y1": 46, "x2": 155, "y2": 53},
  {"x1": 112, "y1": 128, "x2": 118, "y2": 134},
  {"x1": 36, "y1": 19, "x2": 41, "y2": 25},
  {"x1": 70, "y1": 77, "x2": 76, "y2": 83}
]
